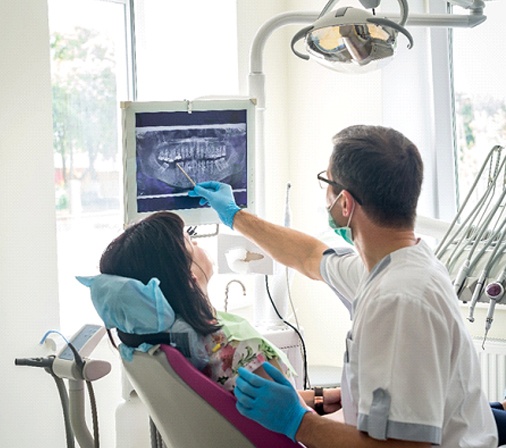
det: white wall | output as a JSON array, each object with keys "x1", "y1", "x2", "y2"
[
  {"x1": 250, "y1": 0, "x2": 384, "y2": 369},
  {"x1": 0, "y1": 1, "x2": 63, "y2": 446},
  {"x1": 287, "y1": 0, "x2": 384, "y2": 369},
  {"x1": 0, "y1": 2, "x2": 122, "y2": 447}
]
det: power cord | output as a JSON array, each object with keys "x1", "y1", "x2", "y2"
[
  {"x1": 44, "y1": 332, "x2": 101, "y2": 447},
  {"x1": 86, "y1": 380, "x2": 100, "y2": 448},
  {"x1": 15, "y1": 355, "x2": 77, "y2": 448},
  {"x1": 264, "y1": 275, "x2": 309, "y2": 390},
  {"x1": 51, "y1": 372, "x2": 76, "y2": 448}
]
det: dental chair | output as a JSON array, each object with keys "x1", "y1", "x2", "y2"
[{"x1": 122, "y1": 343, "x2": 302, "y2": 448}]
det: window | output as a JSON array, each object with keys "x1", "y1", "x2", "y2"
[
  {"x1": 133, "y1": 0, "x2": 239, "y2": 101},
  {"x1": 49, "y1": 0, "x2": 239, "y2": 333},
  {"x1": 49, "y1": 0, "x2": 129, "y2": 333},
  {"x1": 131, "y1": 0, "x2": 240, "y2": 301},
  {"x1": 451, "y1": 1, "x2": 506, "y2": 207}
]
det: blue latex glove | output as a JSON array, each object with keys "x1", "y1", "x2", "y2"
[
  {"x1": 234, "y1": 362, "x2": 309, "y2": 441},
  {"x1": 188, "y1": 181, "x2": 241, "y2": 229}
]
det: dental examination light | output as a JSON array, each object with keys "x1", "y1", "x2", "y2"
[
  {"x1": 287, "y1": 0, "x2": 486, "y2": 74},
  {"x1": 291, "y1": 0, "x2": 413, "y2": 73},
  {"x1": 436, "y1": 145, "x2": 506, "y2": 346}
]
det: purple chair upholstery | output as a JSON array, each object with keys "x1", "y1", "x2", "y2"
[
  {"x1": 160, "y1": 344, "x2": 301, "y2": 447},
  {"x1": 122, "y1": 343, "x2": 301, "y2": 448}
]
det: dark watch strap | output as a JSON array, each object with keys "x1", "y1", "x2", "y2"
[{"x1": 313, "y1": 386, "x2": 325, "y2": 415}]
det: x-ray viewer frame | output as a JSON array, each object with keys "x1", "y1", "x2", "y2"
[{"x1": 121, "y1": 99, "x2": 256, "y2": 227}]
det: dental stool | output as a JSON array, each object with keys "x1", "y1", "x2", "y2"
[{"x1": 122, "y1": 343, "x2": 301, "y2": 448}]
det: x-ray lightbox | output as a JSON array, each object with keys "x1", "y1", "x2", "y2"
[{"x1": 121, "y1": 99, "x2": 256, "y2": 226}]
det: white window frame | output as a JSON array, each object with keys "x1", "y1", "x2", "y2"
[{"x1": 382, "y1": 0, "x2": 458, "y2": 225}]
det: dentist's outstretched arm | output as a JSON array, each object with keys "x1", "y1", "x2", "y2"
[
  {"x1": 234, "y1": 362, "x2": 309, "y2": 441},
  {"x1": 188, "y1": 181, "x2": 327, "y2": 280}
]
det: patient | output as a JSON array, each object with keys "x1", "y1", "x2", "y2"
[{"x1": 78, "y1": 211, "x2": 293, "y2": 392}]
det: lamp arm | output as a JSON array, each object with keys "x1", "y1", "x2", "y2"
[
  {"x1": 367, "y1": 17, "x2": 414, "y2": 49},
  {"x1": 403, "y1": 13, "x2": 486, "y2": 28},
  {"x1": 250, "y1": 12, "x2": 318, "y2": 75},
  {"x1": 396, "y1": 0, "x2": 409, "y2": 26}
]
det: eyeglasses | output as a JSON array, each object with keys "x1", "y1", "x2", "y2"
[
  {"x1": 317, "y1": 171, "x2": 363, "y2": 205},
  {"x1": 186, "y1": 226, "x2": 198, "y2": 237}
]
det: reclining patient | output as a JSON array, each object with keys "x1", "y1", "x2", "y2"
[{"x1": 77, "y1": 211, "x2": 294, "y2": 391}]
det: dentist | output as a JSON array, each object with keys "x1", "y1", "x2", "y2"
[{"x1": 189, "y1": 125, "x2": 498, "y2": 447}]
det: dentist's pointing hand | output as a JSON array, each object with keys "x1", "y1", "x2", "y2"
[
  {"x1": 188, "y1": 181, "x2": 241, "y2": 229},
  {"x1": 234, "y1": 362, "x2": 309, "y2": 441}
]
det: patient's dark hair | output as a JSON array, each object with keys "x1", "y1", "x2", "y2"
[{"x1": 99, "y1": 211, "x2": 220, "y2": 336}]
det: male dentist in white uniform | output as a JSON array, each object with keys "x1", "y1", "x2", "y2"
[{"x1": 189, "y1": 125, "x2": 498, "y2": 447}]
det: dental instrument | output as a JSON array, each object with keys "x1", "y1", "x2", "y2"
[
  {"x1": 482, "y1": 277, "x2": 506, "y2": 349},
  {"x1": 439, "y1": 149, "x2": 506, "y2": 272},
  {"x1": 450, "y1": 191, "x2": 506, "y2": 297},
  {"x1": 436, "y1": 145, "x2": 506, "y2": 346},
  {"x1": 436, "y1": 145, "x2": 505, "y2": 260},
  {"x1": 467, "y1": 225, "x2": 506, "y2": 322},
  {"x1": 284, "y1": 182, "x2": 292, "y2": 228},
  {"x1": 437, "y1": 146, "x2": 506, "y2": 298},
  {"x1": 176, "y1": 162, "x2": 196, "y2": 186}
]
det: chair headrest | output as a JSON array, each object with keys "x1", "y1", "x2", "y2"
[
  {"x1": 76, "y1": 274, "x2": 208, "y2": 368},
  {"x1": 76, "y1": 274, "x2": 175, "y2": 333}
]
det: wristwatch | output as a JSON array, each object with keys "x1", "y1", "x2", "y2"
[{"x1": 313, "y1": 386, "x2": 325, "y2": 415}]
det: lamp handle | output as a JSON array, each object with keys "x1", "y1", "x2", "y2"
[
  {"x1": 290, "y1": 25, "x2": 314, "y2": 61},
  {"x1": 367, "y1": 17, "x2": 414, "y2": 49}
]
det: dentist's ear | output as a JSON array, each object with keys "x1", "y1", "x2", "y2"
[{"x1": 341, "y1": 190, "x2": 355, "y2": 217}]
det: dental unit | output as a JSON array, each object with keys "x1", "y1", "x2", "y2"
[{"x1": 436, "y1": 145, "x2": 506, "y2": 346}]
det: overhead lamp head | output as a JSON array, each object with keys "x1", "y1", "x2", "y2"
[{"x1": 291, "y1": 0, "x2": 413, "y2": 74}]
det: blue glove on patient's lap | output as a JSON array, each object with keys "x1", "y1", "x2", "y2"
[
  {"x1": 234, "y1": 362, "x2": 309, "y2": 442},
  {"x1": 188, "y1": 181, "x2": 241, "y2": 229}
]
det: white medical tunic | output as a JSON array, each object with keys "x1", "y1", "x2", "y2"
[{"x1": 321, "y1": 240, "x2": 498, "y2": 447}]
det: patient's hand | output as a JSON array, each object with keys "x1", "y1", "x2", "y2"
[
  {"x1": 253, "y1": 358, "x2": 283, "y2": 380},
  {"x1": 323, "y1": 387, "x2": 342, "y2": 414},
  {"x1": 297, "y1": 387, "x2": 342, "y2": 415},
  {"x1": 251, "y1": 359, "x2": 311, "y2": 410}
]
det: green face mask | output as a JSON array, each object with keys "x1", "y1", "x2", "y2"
[
  {"x1": 328, "y1": 214, "x2": 354, "y2": 245},
  {"x1": 327, "y1": 193, "x2": 355, "y2": 245}
]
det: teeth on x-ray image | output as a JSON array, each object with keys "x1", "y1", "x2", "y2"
[{"x1": 136, "y1": 124, "x2": 247, "y2": 190}]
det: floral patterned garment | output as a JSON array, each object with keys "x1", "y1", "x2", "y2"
[{"x1": 201, "y1": 312, "x2": 294, "y2": 392}]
